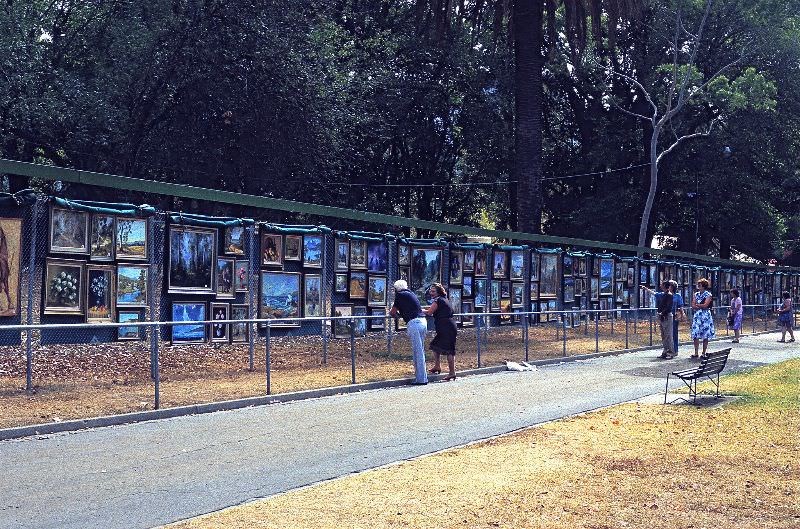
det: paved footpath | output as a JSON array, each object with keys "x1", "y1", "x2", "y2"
[{"x1": 1, "y1": 333, "x2": 796, "y2": 529}]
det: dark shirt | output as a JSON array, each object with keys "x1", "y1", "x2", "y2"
[
  {"x1": 657, "y1": 291, "x2": 674, "y2": 318},
  {"x1": 393, "y1": 289, "x2": 423, "y2": 323},
  {"x1": 432, "y1": 296, "x2": 454, "y2": 320}
]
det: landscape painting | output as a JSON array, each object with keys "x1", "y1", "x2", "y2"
[
  {"x1": 44, "y1": 258, "x2": 84, "y2": 315},
  {"x1": 304, "y1": 274, "x2": 322, "y2": 317},
  {"x1": 350, "y1": 240, "x2": 367, "y2": 269},
  {"x1": 449, "y1": 251, "x2": 463, "y2": 285},
  {"x1": 539, "y1": 253, "x2": 558, "y2": 298},
  {"x1": 563, "y1": 277, "x2": 575, "y2": 302},
  {"x1": 335, "y1": 273, "x2": 348, "y2": 292},
  {"x1": 490, "y1": 280, "x2": 501, "y2": 311},
  {"x1": 335, "y1": 239, "x2": 349, "y2": 270},
  {"x1": 474, "y1": 250, "x2": 487, "y2": 277},
  {"x1": 411, "y1": 248, "x2": 441, "y2": 305},
  {"x1": 90, "y1": 215, "x2": 115, "y2": 260},
  {"x1": 352, "y1": 306, "x2": 367, "y2": 337},
  {"x1": 216, "y1": 257, "x2": 235, "y2": 298},
  {"x1": 116, "y1": 264, "x2": 148, "y2": 307},
  {"x1": 259, "y1": 271, "x2": 300, "y2": 327},
  {"x1": 463, "y1": 250, "x2": 475, "y2": 273},
  {"x1": 211, "y1": 303, "x2": 230, "y2": 343},
  {"x1": 224, "y1": 226, "x2": 246, "y2": 256},
  {"x1": 368, "y1": 275, "x2": 387, "y2": 307},
  {"x1": 462, "y1": 275, "x2": 473, "y2": 297},
  {"x1": 0, "y1": 218, "x2": 22, "y2": 317},
  {"x1": 473, "y1": 278, "x2": 487, "y2": 307},
  {"x1": 117, "y1": 310, "x2": 142, "y2": 341},
  {"x1": 86, "y1": 265, "x2": 114, "y2": 322},
  {"x1": 367, "y1": 241, "x2": 387, "y2": 272},
  {"x1": 168, "y1": 226, "x2": 215, "y2": 293},
  {"x1": 600, "y1": 258, "x2": 614, "y2": 295},
  {"x1": 449, "y1": 289, "x2": 462, "y2": 315},
  {"x1": 49, "y1": 207, "x2": 88, "y2": 254},
  {"x1": 116, "y1": 218, "x2": 147, "y2": 260},
  {"x1": 530, "y1": 253, "x2": 540, "y2": 281},
  {"x1": 303, "y1": 235, "x2": 323, "y2": 268},
  {"x1": 510, "y1": 251, "x2": 524, "y2": 280},
  {"x1": 171, "y1": 301, "x2": 207, "y2": 344},
  {"x1": 261, "y1": 233, "x2": 282, "y2": 265},
  {"x1": 512, "y1": 283, "x2": 524, "y2": 307},
  {"x1": 333, "y1": 304, "x2": 353, "y2": 338},
  {"x1": 285, "y1": 235, "x2": 302, "y2": 261},
  {"x1": 230, "y1": 304, "x2": 249, "y2": 343},
  {"x1": 234, "y1": 259, "x2": 249, "y2": 292},
  {"x1": 492, "y1": 251, "x2": 507, "y2": 279},
  {"x1": 349, "y1": 271, "x2": 367, "y2": 299}
]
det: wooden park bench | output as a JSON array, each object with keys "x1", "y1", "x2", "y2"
[{"x1": 664, "y1": 348, "x2": 732, "y2": 405}]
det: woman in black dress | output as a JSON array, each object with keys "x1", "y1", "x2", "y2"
[{"x1": 424, "y1": 283, "x2": 458, "y2": 381}]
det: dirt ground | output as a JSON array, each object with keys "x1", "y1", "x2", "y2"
[
  {"x1": 0, "y1": 315, "x2": 770, "y2": 429},
  {"x1": 166, "y1": 359, "x2": 800, "y2": 529}
]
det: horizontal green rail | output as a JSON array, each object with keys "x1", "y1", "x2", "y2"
[{"x1": 1, "y1": 158, "x2": 797, "y2": 272}]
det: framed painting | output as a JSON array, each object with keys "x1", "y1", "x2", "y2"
[
  {"x1": 368, "y1": 275, "x2": 387, "y2": 307},
  {"x1": 578, "y1": 257, "x2": 587, "y2": 276},
  {"x1": 234, "y1": 259, "x2": 250, "y2": 292},
  {"x1": 43, "y1": 258, "x2": 84, "y2": 315},
  {"x1": 449, "y1": 288, "x2": 462, "y2": 316},
  {"x1": 398, "y1": 244, "x2": 410, "y2": 266},
  {"x1": 510, "y1": 250, "x2": 524, "y2": 281},
  {"x1": 116, "y1": 264, "x2": 148, "y2": 307},
  {"x1": 460, "y1": 301, "x2": 474, "y2": 327},
  {"x1": 640, "y1": 264, "x2": 648, "y2": 285},
  {"x1": 171, "y1": 301, "x2": 207, "y2": 344},
  {"x1": 473, "y1": 278, "x2": 487, "y2": 307},
  {"x1": 350, "y1": 240, "x2": 367, "y2": 269},
  {"x1": 490, "y1": 280, "x2": 501, "y2": 311},
  {"x1": 563, "y1": 277, "x2": 575, "y2": 302},
  {"x1": 210, "y1": 302, "x2": 230, "y2": 343},
  {"x1": 463, "y1": 250, "x2": 475, "y2": 274},
  {"x1": 230, "y1": 304, "x2": 249, "y2": 343},
  {"x1": 216, "y1": 257, "x2": 235, "y2": 299},
  {"x1": 399, "y1": 267, "x2": 410, "y2": 283},
  {"x1": 86, "y1": 264, "x2": 114, "y2": 322},
  {"x1": 599, "y1": 258, "x2": 614, "y2": 295},
  {"x1": 284, "y1": 235, "x2": 302, "y2": 261},
  {"x1": 462, "y1": 275, "x2": 473, "y2": 298},
  {"x1": 303, "y1": 235, "x2": 323, "y2": 268},
  {"x1": 539, "y1": 253, "x2": 558, "y2": 298},
  {"x1": 500, "y1": 280, "x2": 511, "y2": 298},
  {"x1": 571, "y1": 255, "x2": 580, "y2": 277},
  {"x1": 492, "y1": 251, "x2": 507, "y2": 279},
  {"x1": 259, "y1": 271, "x2": 300, "y2": 327},
  {"x1": 224, "y1": 225, "x2": 246, "y2": 256},
  {"x1": 512, "y1": 283, "x2": 524, "y2": 307},
  {"x1": 369, "y1": 309, "x2": 386, "y2": 330},
  {"x1": 529, "y1": 281, "x2": 539, "y2": 301},
  {"x1": 563, "y1": 255, "x2": 573, "y2": 277},
  {"x1": 333, "y1": 304, "x2": 353, "y2": 338},
  {"x1": 168, "y1": 226, "x2": 216, "y2": 294},
  {"x1": 449, "y1": 250, "x2": 463, "y2": 286},
  {"x1": 627, "y1": 266, "x2": 635, "y2": 287},
  {"x1": 367, "y1": 241, "x2": 387, "y2": 272},
  {"x1": 116, "y1": 218, "x2": 148, "y2": 260},
  {"x1": 89, "y1": 214, "x2": 115, "y2": 261},
  {"x1": 260, "y1": 233, "x2": 283, "y2": 266},
  {"x1": 335, "y1": 239, "x2": 349, "y2": 270},
  {"x1": 591, "y1": 277, "x2": 600, "y2": 301},
  {"x1": 49, "y1": 207, "x2": 88, "y2": 254},
  {"x1": 530, "y1": 253, "x2": 540, "y2": 281},
  {"x1": 117, "y1": 309, "x2": 143, "y2": 341},
  {"x1": 0, "y1": 218, "x2": 22, "y2": 317},
  {"x1": 335, "y1": 273, "x2": 348, "y2": 293},
  {"x1": 615, "y1": 262, "x2": 625, "y2": 281},
  {"x1": 349, "y1": 271, "x2": 367, "y2": 299},
  {"x1": 474, "y1": 249, "x2": 487, "y2": 277},
  {"x1": 411, "y1": 248, "x2": 442, "y2": 305},
  {"x1": 304, "y1": 274, "x2": 322, "y2": 317},
  {"x1": 352, "y1": 306, "x2": 368, "y2": 337},
  {"x1": 615, "y1": 281, "x2": 625, "y2": 303},
  {"x1": 574, "y1": 278, "x2": 583, "y2": 298}
]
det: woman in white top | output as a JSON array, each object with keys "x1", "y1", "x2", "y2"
[{"x1": 728, "y1": 288, "x2": 743, "y2": 343}]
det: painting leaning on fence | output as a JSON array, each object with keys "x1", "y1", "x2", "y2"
[{"x1": 0, "y1": 218, "x2": 22, "y2": 317}]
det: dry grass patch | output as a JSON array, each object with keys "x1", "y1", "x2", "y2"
[{"x1": 168, "y1": 359, "x2": 800, "y2": 529}]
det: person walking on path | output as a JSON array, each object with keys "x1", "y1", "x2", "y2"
[
  {"x1": 691, "y1": 278, "x2": 715, "y2": 359},
  {"x1": 423, "y1": 283, "x2": 458, "y2": 381},
  {"x1": 390, "y1": 279, "x2": 429, "y2": 384},
  {"x1": 776, "y1": 291, "x2": 795, "y2": 343},
  {"x1": 668, "y1": 280, "x2": 685, "y2": 354},
  {"x1": 642, "y1": 280, "x2": 675, "y2": 359},
  {"x1": 728, "y1": 288, "x2": 743, "y2": 343}
]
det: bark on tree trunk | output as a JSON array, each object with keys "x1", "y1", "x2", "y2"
[
  {"x1": 513, "y1": 0, "x2": 545, "y2": 235},
  {"x1": 638, "y1": 129, "x2": 660, "y2": 248}
]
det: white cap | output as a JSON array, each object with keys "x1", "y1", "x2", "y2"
[{"x1": 393, "y1": 279, "x2": 408, "y2": 291}]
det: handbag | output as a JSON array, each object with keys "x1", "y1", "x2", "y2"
[
  {"x1": 727, "y1": 314, "x2": 735, "y2": 326},
  {"x1": 675, "y1": 308, "x2": 686, "y2": 322}
]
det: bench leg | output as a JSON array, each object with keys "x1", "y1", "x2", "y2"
[{"x1": 664, "y1": 373, "x2": 671, "y2": 405}]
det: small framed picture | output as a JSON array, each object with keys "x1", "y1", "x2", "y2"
[
  {"x1": 369, "y1": 308, "x2": 386, "y2": 330},
  {"x1": 399, "y1": 267, "x2": 410, "y2": 283},
  {"x1": 512, "y1": 283, "x2": 524, "y2": 307},
  {"x1": 230, "y1": 304, "x2": 249, "y2": 343},
  {"x1": 449, "y1": 251, "x2": 463, "y2": 286},
  {"x1": 234, "y1": 259, "x2": 250, "y2": 292},
  {"x1": 284, "y1": 235, "x2": 302, "y2": 261},
  {"x1": 216, "y1": 257, "x2": 236, "y2": 299},
  {"x1": 49, "y1": 207, "x2": 89, "y2": 254},
  {"x1": 368, "y1": 275, "x2": 387, "y2": 307},
  {"x1": 333, "y1": 304, "x2": 353, "y2": 338},
  {"x1": 303, "y1": 235, "x2": 323, "y2": 268},
  {"x1": 210, "y1": 302, "x2": 230, "y2": 343},
  {"x1": 171, "y1": 301, "x2": 207, "y2": 344},
  {"x1": 335, "y1": 239, "x2": 349, "y2": 270},
  {"x1": 462, "y1": 275, "x2": 473, "y2": 298},
  {"x1": 474, "y1": 250, "x2": 487, "y2": 277},
  {"x1": 460, "y1": 301, "x2": 474, "y2": 327},
  {"x1": 350, "y1": 240, "x2": 367, "y2": 269},
  {"x1": 335, "y1": 273, "x2": 348, "y2": 293},
  {"x1": 304, "y1": 274, "x2": 322, "y2": 317},
  {"x1": 500, "y1": 280, "x2": 511, "y2": 298},
  {"x1": 117, "y1": 264, "x2": 148, "y2": 307},
  {"x1": 89, "y1": 214, "x2": 115, "y2": 261},
  {"x1": 349, "y1": 271, "x2": 367, "y2": 299},
  {"x1": 353, "y1": 306, "x2": 367, "y2": 337},
  {"x1": 43, "y1": 258, "x2": 85, "y2": 315},
  {"x1": 115, "y1": 218, "x2": 148, "y2": 260},
  {"x1": 510, "y1": 250, "x2": 524, "y2": 281},
  {"x1": 224, "y1": 226, "x2": 246, "y2": 256},
  {"x1": 86, "y1": 264, "x2": 115, "y2": 322},
  {"x1": 463, "y1": 250, "x2": 476, "y2": 274},
  {"x1": 117, "y1": 309, "x2": 143, "y2": 341},
  {"x1": 398, "y1": 244, "x2": 410, "y2": 266},
  {"x1": 261, "y1": 233, "x2": 283, "y2": 266},
  {"x1": 493, "y1": 251, "x2": 508, "y2": 279}
]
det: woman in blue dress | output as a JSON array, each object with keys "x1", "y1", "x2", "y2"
[{"x1": 690, "y1": 278, "x2": 715, "y2": 358}]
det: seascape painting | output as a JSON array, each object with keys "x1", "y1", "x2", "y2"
[
  {"x1": 474, "y1": 250, "x2": 487, "y2": 276},
  {"x1": 350, "y1": 240, "x2": 367, "y2": 269},
  {"x1": 216, "y1": 257, "x2": 235, "y2": 298},
  {"x1": 349, "y1": 271, "x2": 367, "y2": 299},
  {"x1": 600, "y1": 258, "x2": 614, "y2": 295},
  {"x1": 171, "y1": 302, "x2": 207, "y2": 344},
  {"x1": 367, "y1": 241, "x2": 387, "y2": 272},
  {"x1": 116, "y1": 218, "x2": 147, "y2": 260},
  {"x1": 462, "y1": 275, "x2": 473, "y2": 298},
  {"x1": 116, "y1": 264, "x2": 148, "y2": 306},
  {"x1": 449, "y1": 251, "x2": 462, "y2": 285},
  {"x1": 303, "y1": 235, "x2": 323, "y2": 268},
  {"x1": 44, "y1": 258, "x2": 84, "y2": 315},
  {"x1": 224, "y1": 226, "x2": 246, "y2": 256},
  {"x1": 333, "y1": 304, "x2": 353, "y2": 338},
  {"x1": 398, "y1": 244, "x2": 410, "y2": 266},
  {"x1": 0, "y1": 218, "x2": 22, "y2": 317},
  {"x1": 169, "y1": 226, "x2": 215, "y2": 293},
  {"x1": 335, "y1": 273, "x2": 348, "y2": 292},
  {"x1": 510, "y1": 251, "x2": 524, "y2": 280},
  {"x1": 539, "y1": 253, "x2": 558, "y2": 298},
  {"x1": 261, "y1": 233, "x2": 282, "y2": 265},
  {"x1": 473, "y1": 278, "x2": 487, "y2": 307},
  {"x1": 411, "y1": 248, "x2": 441, "y2": 305},
  {"x1": 211, "y1": 303, "x2": 229, "y2": 343},
  {"x1": 90, "y1": 215, "x2": 115, "y2": 260},
  {"x1": 285, "y1": 235, "x2": 302, "y2": 261},
  {"x1": 304, "y1": 274, "x2": 322, "y2": 317},
  {"x1": 117, "y1": 310, "x2": 142, "y2": 341},
  {"x1": 352, "y1": 306, "x2": 367, "y2": 337},
  {"x1": 335, "y1": 239, "x2": 349, "y2": 270},
  {"x1": 492, "y1": 251, "x2": 507, "y2": 279},
  {"x1": 230, "y1": 305, "x2": 249, "y2": 342},
  {"x1": 259, "y1": 271, "x2": 300, "y2": 326},
  {"x1": 50, "y1": 207, "x2": 88, "y2": 253},
  {"x1": 367, "y1": 275, "x2": 387, "y2": 307},
  {"x1": 86, "y1": 265, "x2": 114, "y2": 322},
  {"x1": 234, "y1": 260, "x2": 249, "y2": 292}
]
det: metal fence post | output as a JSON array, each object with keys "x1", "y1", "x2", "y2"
[
  {"x1": 649, "y1": 310, "x2": 653, "y2": 346},
  {"x1": 248, "y1": 224, "x2": 256, "y2": 371},
  {"x1": 595, "y1": 311, "x2": 599, "y2": 354},
  {"x1": 751, "y1": 305, "x2": 756, "y2": 335},
  {"x1": 625, "y1": 310, "x2": 629, "y2": 350},
  {"x1": 350, "y1": 318, "x2": 356, "y2": 384},
  {"x1": 562, "y1": 312, "x2": 567, "y2": 357},
  {"x1": 154, "y1": 323, "x2": 160, "y2": 410},
  {"x1": 265, "y1": 322, "x2": 271, "y2": 395},
  {"x1": 322, "y1": 234, "x2": 329, "y2": 366},
  {"x1": 476, "y1": 314, "x2": 482, "y2": 368},
  {"x1": 524, "y1": 311, "x2": 529, "y2": 362},
  {"x1": 610, "y1": 308, "x2": 614, "y2": 336},
  {"x1": 24, "y1": 200, "x2": 39, "y2": 391},
  {"x1": 764, "y1": 303, "x2": 768, "y2": 331}
]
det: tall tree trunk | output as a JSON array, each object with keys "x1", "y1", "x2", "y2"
[
  {"x1": 513, "y1": 0, "x2": 545, "y2": 235},
  {"x1": 638, "y1": 129, "x2": 660, "y2": 248}
]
